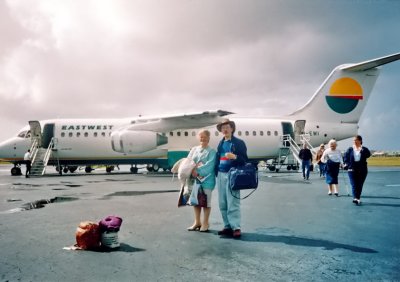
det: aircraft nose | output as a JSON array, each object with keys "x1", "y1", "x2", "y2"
[
  {"x1": 0, "y1": 138, "x2": 28, "y2": 161},
  {"x1": 0, "y1": 140, "x2": 14, "y2": 160}
]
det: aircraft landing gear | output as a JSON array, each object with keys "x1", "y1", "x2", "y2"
[
  {"x1": 85, "y1": 166, "x2": 93, "y2": 173},
  {"x1": 130, "y1": 165, "x2": 138, "y2": 174},
  {"x1": 106, "y1": 166, "x2": 114, "y2": 173},
  {"x1": 11, "y1": 165, "x2": 22, "y2": 176}
]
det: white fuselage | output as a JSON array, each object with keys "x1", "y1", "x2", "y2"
[{"x1": 0, "y1": 117, "x2": 357, "y2": 166}]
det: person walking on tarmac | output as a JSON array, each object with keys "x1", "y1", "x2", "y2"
[
  {"x1": 321, "y1": 139, "x2": 343, "y2": 196},
  {"x1": 299, "y1": 143, "x2": 313, "y2": 180},
  {"x1": 316, "y1": 144, "x2": 326, "y2": 178},
  {"x1": 343, "y1": 135, "x2": 371, "y2": 205},
  {"x1": 24, "y1": 149, "x2": 32, "y2": 178},
  {"x1": 215, "y1": 119, "x2": 248, "y2": 239}
]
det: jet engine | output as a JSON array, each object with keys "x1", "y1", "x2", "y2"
[{"x1": 111, "y1": 130, "x2": 168, "y2": 154}]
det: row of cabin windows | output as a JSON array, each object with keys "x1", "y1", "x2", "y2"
[
  {"x1": 60, "y1": 132, "x2": 111, "y2": 138},
  {"x1": 61, "y1": 130, "x2": 279, "y2": 138},
  {"x1": 168, "y1": 130, "x2": 279, "y2": 137}
]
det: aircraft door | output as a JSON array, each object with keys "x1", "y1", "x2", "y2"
[
  {"x1": 294, "y1": 120, "x2": 306, "y2": 144},
  {"x1": 29, "y1": 120, "x2": 42, "y2": 147},
  {"x1": 42, "y1": 123, "x2": 55, "y2": 148},
  {"x1": 281, "y1": 122, "x2": 294, "y2": 146}
]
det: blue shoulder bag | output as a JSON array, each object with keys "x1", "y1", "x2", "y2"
[{"x1": 228, "y1": 163, "x2": 258, "y2": 199}]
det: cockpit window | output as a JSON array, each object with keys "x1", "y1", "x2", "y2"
[{"x1": 17, "y1": 130, "x2": 31, "y2": 138}]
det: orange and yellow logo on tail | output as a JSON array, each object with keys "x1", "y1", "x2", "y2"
[{"x1": 326, "y1": 77, "x2": 363, "y2": 114}]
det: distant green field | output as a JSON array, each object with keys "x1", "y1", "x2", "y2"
[{"x1": 368, "y1": 156, "x2": 400, "y2": 166}]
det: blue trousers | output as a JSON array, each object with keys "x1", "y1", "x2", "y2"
[
  {"x1": 348, "y1": 169, "x2": 368, "y2": 199},
  {"x1": 301, "y1": 160, "x2": 311, "y2": 179},
  {"x1": 318, "y1": 163, "x2": 326, "y2": 177},
  {"x1": 217, "y1": 172, "x2": 241, "y2": 230}
]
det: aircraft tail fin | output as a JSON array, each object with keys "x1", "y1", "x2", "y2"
[{"x1": 289, "y1": 53, "x2": 400, "y2": 123}]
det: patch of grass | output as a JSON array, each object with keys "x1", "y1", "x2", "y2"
[{"x1": 368, "y1": 156, "x2": 400, "y2": 166}]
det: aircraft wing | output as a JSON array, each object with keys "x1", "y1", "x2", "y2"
[{"x1": 121, "y1": 110, "x2": 233, "y2": 132}]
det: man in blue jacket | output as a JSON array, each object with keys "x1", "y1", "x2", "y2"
[{"x1": 215, "y1": 119, "x2": 248, "y2": 238}]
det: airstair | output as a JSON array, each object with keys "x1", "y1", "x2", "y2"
[
  {"x1": 269, "y1": 134, "x2": 316, "y2": 172},
  {"x1": 30, "y1": 138, "x2": 56, "y2": 176}
]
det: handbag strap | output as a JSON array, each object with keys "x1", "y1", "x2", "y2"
[{"x1": 229, "y1": 185, "x2": 257, "y2": 200}]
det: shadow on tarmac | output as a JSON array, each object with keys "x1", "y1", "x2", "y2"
[
  {"x1": 228, "y1": 232, "x2": 378, "y2": 254},
  {"x1": 90, "y1": 243, "x2": 146, "y2": 253}
]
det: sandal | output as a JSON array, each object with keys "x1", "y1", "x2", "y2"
[{"x1": 200, "y1": 225, "x2": 209, "y2": 232}]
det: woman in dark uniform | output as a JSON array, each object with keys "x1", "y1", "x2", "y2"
[{"x1": 344, "y1": 135, "x2": 371, "y2": 205}]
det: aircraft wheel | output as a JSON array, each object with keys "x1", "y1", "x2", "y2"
[
  {"x1": 68, "y1": 166, "x2": 78, "y2": 173},
  {"x1": 106, "y1": 166, "x2": 114, "y2": 173},
  {"x1": 269, "y1": 166, "x2": 276, "y2": 172},
  {"x1": 287, "y1": 165, "x2": 292, "y2": 171},
  {"x1": 63, "y1": 167, "x2": 69, "y2": 174},
  {"x1": 147, "y1": 165, "x2": 154, "y2": 172},
  {"x1": 85, "y1": 166, "x2": 93, "y2": 173},
  {"x1": 130, "y1": 167, "x2": 138, "y2": 174},
  {"x1": 11, "y1": 167, "x2": 19, "y2": 176},
  {"x1": 275, "y1": 168, "x2": 280, "y2": 173}
]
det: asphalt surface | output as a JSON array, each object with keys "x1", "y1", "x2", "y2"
[{"x1": 0, "y1": 165, "x2": 399, "y2": 281}]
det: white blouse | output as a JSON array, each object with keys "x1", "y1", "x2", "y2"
[
  {"x1": 321, "y1": 148, "x2": 343, "y2": 164},
  {"x1": 353, "y1": 145, "x2": 362, "y2": 162}
]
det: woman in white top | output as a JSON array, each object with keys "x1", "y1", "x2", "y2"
[{"x1": 321, "y1": 139, "x2": 343, "y2": 196}]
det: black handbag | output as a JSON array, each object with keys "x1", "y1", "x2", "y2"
[{"x1": 197, "y1": 186, "x2": 208, "y2": 208}]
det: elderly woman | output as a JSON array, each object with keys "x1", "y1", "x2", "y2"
[
  {"x1": 321, "y1": 139, "x2": 343, "y2": 196},
  {"x1": 187, "y1": 129, "x2": 216, "y2": 232}
]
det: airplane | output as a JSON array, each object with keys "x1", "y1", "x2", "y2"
[{"x1": 0, "y1": 52, "x2": 399, "y2": 176}]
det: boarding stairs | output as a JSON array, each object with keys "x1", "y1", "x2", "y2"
[
  {"x1": 272, "y1": 134, "x2": 317, "y2": 172},
  {"x1": 30, "y1": 138, "x2": 55, "y2": 176}
]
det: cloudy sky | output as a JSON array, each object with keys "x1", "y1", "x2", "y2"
[{"x1": 1, "y1": 0, "x2": 399, "y2": 150}]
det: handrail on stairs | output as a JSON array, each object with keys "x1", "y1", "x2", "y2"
[
  {"x1": 40, "y1": 138, "x2": 55, "y2": 175},
  {"x1": 30, "y1": 138, "x2": 40, "y2": 164},
  {"x1": 281, "y1": 134, "x2": 317, "y2": 164}
]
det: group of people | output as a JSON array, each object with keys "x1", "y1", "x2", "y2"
[
  {"x1": 185, "y1": 118, "x2": 247, "y2": 238},
  {"x1": 299, "y1": 136, "x2": 371, "y2": 205}
]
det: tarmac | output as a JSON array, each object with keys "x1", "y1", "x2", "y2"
[{"x1": 0, "y1": 164, "x2": 399, "y2": 281}]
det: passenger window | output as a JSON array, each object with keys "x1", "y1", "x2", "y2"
[
  {"x1": 260, "y1": 131, "x2": 264, "y2": 136},
  {"x1": 94, "y1": 132, "x2": 98, "y2": 137},
  {"x1": 177, "y1": 132, "x2": 181, "y2": 137},
  {"x1": 102, "y1": 132, "x2": 106, "y2": 137},
  {"x1": 68, "y1": 132, "x2": 73, "y2": 137},
  {"x1": 274, "y1": 131, "x2": 278, "y2": 136},
  {"x1": 267, "y1": 131, "x2": 271, "y2": 136},
  {"x1": 192, "y1": 131, "x2": 196, "y2": 137},
  {"x1": 170, "y1": 132, "x2": 173, "y2": 137},
  {"x1": 77, "y1": 132, "x2": 81, "y2": 137},
  {"x1": 245, "y1": 131, "x2": 249, "y2": 136},
  {"x1": 61, "y1": 132, "x2": 65, "y2": 137},
  {"x1": 184, "y1": 131, "x2": 188, "y2": 137},
  {"x1": 238, "y1": 131, "x2": 242, "y2": 136},
  {"x1": 84, "y1": 132, "x2": 88, "y2": 137},
  {"x1": 253, "y1": 131, "x2": 256, "y2": 136}
]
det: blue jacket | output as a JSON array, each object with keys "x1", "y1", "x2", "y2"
[
  {"x1": 343, "y1": 146, "x2": 371, "y2": 171},
  {"x1": 215, "y1": 135, "x2": 248, "y2": 175}
]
